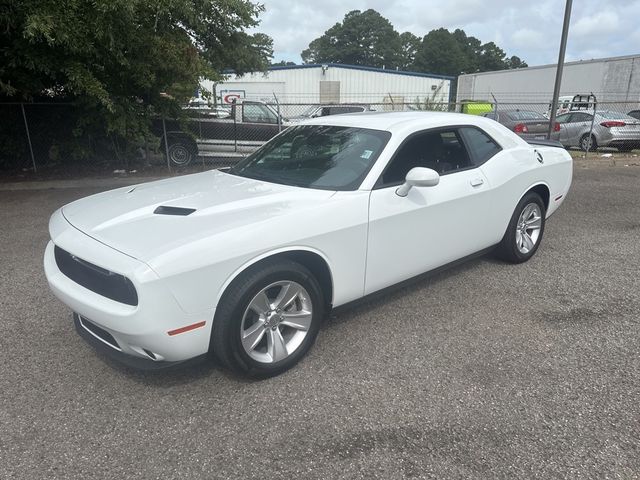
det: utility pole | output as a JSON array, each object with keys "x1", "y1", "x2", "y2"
[{"x1": 548, "y1": 0, "x2": 573, "y2": 139}]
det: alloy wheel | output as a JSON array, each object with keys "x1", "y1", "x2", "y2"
[
  {"x1": 240, "y1": 281, "x2": 313, "y2": 364},
  {"x1": 515, "y1": 203, "x2": 542, "y2": 254}
]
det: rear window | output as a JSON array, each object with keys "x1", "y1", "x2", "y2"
[
  {"x1": 599, "y1": 111, "x2": 636, "y2": 121},
  {"x1": 506, "y1": 111, "x2": 547, "y2": 121}
]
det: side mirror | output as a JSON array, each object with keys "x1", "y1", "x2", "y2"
[{"x1": 396, "y1": 167, "x2": 440, "y2": 197}]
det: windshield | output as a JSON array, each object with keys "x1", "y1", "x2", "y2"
[
  {"x1": 300, "y1": 105, "x2": 320, "y2": 117},
  {"x1": 229, "y1": 125, "x2": 391, "y2": 190}
]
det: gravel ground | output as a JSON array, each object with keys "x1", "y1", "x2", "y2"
[{"x1": 1, "y1": 163, "x2": 639, "y2": 479}]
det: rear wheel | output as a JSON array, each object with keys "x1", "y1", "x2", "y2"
[
  {"x1": 495, "y1": 192, "x2": 546, "y2": 263},
  {"x1": 580, "y1": 133, "x2": 597, "y2": 152},
  {"x1": 211, "y1": 260, "x2": 324, "y2": 377}
]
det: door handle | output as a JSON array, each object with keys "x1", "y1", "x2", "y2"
[{"x1": 470, "y1": 178, "x2": 484, "y2": 187}]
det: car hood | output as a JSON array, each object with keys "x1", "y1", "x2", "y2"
[{"x1": 62, "y1": 170, "x2": 335, "y2": 262}]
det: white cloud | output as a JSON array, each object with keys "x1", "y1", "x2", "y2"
[
  {"x1": 251, "y1": 0, "x2": 640, "y2": 67},
  {"x1": 511, "y1": 29, "x2": 547, "y2": 50},
  {"x1": 572, "y1": 10, "x2": 620, "y2": 37}
]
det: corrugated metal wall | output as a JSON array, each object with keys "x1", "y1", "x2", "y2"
[
  {"x1": 456, "y1": 54, "x2": 640, "y2": 104},
  {"x1": 202, "y1": 66, "x2": 451, "y2": 105}
]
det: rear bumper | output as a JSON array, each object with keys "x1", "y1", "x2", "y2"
[
  {"x1": 596, "y1": 130, "x2": 640, "y2": 147},
  {"x1": 74, "y1": 314, "x2": 208, "y2": 370}
]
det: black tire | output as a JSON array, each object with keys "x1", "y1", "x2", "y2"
[
  {"x1": 165, "y1": 138, "x2": 196, "y2": 166},
  {"x1": 495, "y1": 192, "x2": 546, "y2": 264},
  {"x1": 579, "y1": 133, "x2": 597, "y2": 152},
  {"x1": 210, "y1": 259, "x2": 325, "y2": 378}
]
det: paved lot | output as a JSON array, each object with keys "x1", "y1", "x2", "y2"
[{"x1": 1, "y1": 163, "x2": 639, "y2": 479}]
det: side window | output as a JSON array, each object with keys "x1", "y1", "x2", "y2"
[
  {"x1": 571, "y1": 112, "x2": 592, "y2": 123},
  {"x1": 459, "y1": 127, "x2": 501, "y2": 166},
  {"x1": 340, "y1": 107, "x2": 364, "y2": 114},
  {"x1": 242, "y1": 103, "x2": 277, "y2": 124},
  {"x1": 555, "y1": 113, "x2": 572, "y2": 123},
  {"x1": 379, "y1": 129, "x2": 472, "y2": 186}
]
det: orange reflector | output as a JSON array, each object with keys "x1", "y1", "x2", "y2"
[{"x1": 167, "y1": 321, "x2": 206, "y2": 336}]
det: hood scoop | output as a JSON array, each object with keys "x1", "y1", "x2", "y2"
[{"x1": 153, "y1": 206, "x2": 196, "y2": 216}]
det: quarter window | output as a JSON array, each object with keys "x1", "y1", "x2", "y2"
[{"x1": 459, "y1": 127, "x2": 501, "y2": 166}]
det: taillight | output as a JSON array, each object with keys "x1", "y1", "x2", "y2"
[
  {"x1": 600, "y1": 121, "x2": 626, "y2": 128},
  {"x1": 514, "y1": 123, "x2": 529, "y2": 133},
  {"x1": 554, "y1": 122, "x2": 560, "y2": 132}
]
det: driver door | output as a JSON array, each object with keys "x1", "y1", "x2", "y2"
[{"x1": 365, "y1": 127, "x2": 499, "y2": 295}]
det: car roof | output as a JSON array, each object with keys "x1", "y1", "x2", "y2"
[
  {"x1": 304, "y1": 111, "x2": 494, "y2": 132},
  {"x1": 302, "y1": 111, "x2": 526, "y2": 150}
]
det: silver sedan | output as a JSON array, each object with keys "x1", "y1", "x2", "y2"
[{"x1": 555, "y1": 111, "x2": 640, "y2": 152}]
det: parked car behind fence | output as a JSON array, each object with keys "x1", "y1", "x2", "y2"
[
  {"x1": 483, "y1": 110, "x2": 560, "y2": 141},
  {"x1": 555, "y1": 110, "x2": 640, "y2": 152}
]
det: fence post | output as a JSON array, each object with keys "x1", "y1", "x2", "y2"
[
  {"x1": 20, "y1": 103, "x2": 37, "y2": 173},
  {"x1": 585, "y1": 92, "x2": 597, "y2": 159},
  {"x1": 491, "y1": 93, "x2": 498, "y2": 116},
  {"x1": 162, "y1": 116, "x2": 171, "y2": 172},
  {"x1": 273, "y1": 92, "x2": 282, "y2": 133}
]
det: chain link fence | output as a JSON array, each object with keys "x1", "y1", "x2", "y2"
[{"x1": 2, "y1": 94, "x2": 639, "y2": 178}]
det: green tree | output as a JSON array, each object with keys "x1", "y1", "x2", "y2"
[
  {"x1": 414, "y1": 27, "x2": 527, "y2": 76},
  {"x1": 271, "y1": 60, "x2": 297, "y2": 67},
  {"x1": 399, "y1": 32, "x2": 421, "y2": 70},
  {"x1": 0, "y1": 0, "x2": 272, "y2": 140},
  {"x1": 506, "y1": 55, "x2": 528, "y2": 69},
  {"x1": 301, "y1": 10, "x2": 403, "y2": 69},
  {"x1": 413, "y1": 28, "x2": 469, "y2": 77}
]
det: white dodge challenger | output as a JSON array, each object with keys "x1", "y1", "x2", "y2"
[{"x1": 44, "y1": 112, "x2": 572, "y2": 376}]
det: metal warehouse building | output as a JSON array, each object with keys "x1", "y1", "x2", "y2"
[
  {"x1": 201, "y1": 63, "x2": 453, "y2": 107},
  {"x1": 457, "y1": 54, "x2": 640, "y2": 104}
]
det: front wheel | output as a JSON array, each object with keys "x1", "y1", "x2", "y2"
[
  {"x1": 495, "y1": 192, "x2": 546, "y2": 263},
  {"x1": 210, "y1": 260, "x2": 324, "y2": 377}
]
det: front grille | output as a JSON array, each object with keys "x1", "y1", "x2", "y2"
[
  {"x1": 54, "y1": 246, "x2": 138, "y2": 306},
  {"x1": 78, "y1": 315, "x2": 121, "y2": 350}
]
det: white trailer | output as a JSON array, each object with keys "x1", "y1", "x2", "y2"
[{"x1": 457, "y1": 54, "x2": 640, "y2": 105}]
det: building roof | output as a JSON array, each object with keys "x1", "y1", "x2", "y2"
[{"x1": 267, "y1": 63, "x2": 454, "y2": 80}]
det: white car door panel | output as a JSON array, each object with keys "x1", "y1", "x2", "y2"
[{"x1": 365, "y1": 168, "x2": 494, "y2": 295}]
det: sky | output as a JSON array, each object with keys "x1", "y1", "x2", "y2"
[{"x1": 249, "y1": 0, "x2": 640, "y2": 68}]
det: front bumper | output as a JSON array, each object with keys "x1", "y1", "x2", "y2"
[
  {"x1": 44, "y1": 214, "x2": 216, "y2": 366},
  {"x1": 74, "y1": 314, "x2": 208, "y2": 370}
]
